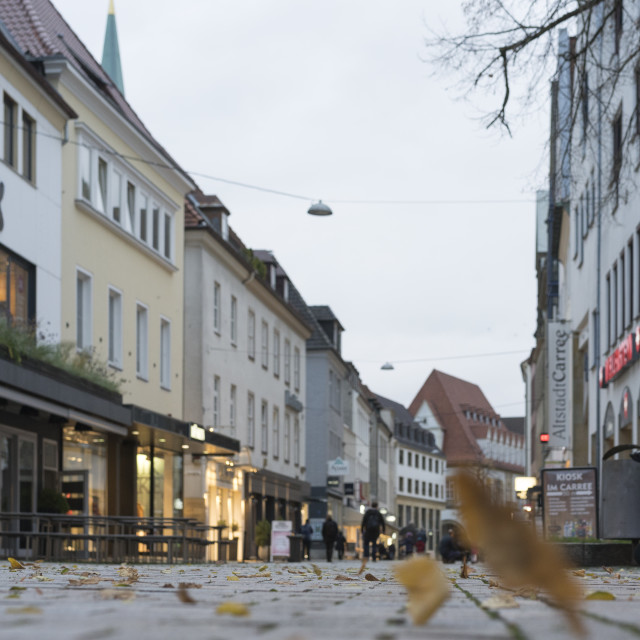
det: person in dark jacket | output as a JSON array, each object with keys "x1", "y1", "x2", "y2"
[
  {"x1": 335, "y1": 529, "x2": 346, "y2": 560},
  {"x1": 361, "y1": 501, "x2": 386, "y2": 561},
  {"x1": 321, "y1": 515, "x2": 339, "y2": 562},
  {"x1": 439, "y1": 528, "x2": 467, "y2": 563},
  {"x1": 300, "y1": 519, "x2": 313, "y2": 560}
]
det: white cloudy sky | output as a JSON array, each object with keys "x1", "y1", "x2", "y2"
[{"x1": 52, "y1": 0, "x2": 549, "y2": 414}]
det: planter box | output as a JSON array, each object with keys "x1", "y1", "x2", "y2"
[{"x1": 557, "y1": 542, "x2": 634, "y2": 567}]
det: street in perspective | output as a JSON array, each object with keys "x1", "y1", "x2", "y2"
[{"x1": 3, "y1": 0, "x2": 640, "y2": 638}]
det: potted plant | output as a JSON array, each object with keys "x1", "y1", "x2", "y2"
[
  {"x1": 231, "y1": 522, "x2": 239, "y2": 537},
  {"x1": 37, "y1": 488, "x2": 70, "y2": 514},
  {"x1": 255, "y1": 519, "x2": 271, "y2": 561}
]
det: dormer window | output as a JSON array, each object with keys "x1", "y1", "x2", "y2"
[{"x1": 269, "y1": 265, "x2": 277, "y2": 289}]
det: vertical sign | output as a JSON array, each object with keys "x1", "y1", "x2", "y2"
[
  {"x1": 541, "y1": 467, "x2": 597, "y2": 540},
  {"x1": 270, "y1": 520, "x2": 292, "y2": 560},
  {"x1": 547, "y1": 320, "x2": 572, "y2": 448}
]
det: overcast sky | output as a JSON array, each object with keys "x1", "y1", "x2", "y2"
[{"x1": 52, "y1": 0, "x2": 549, "y2": 415}]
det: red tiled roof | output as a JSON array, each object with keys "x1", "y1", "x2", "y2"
[{"x1": 409, "y1": 370, "x2": 524, "y2": 470}]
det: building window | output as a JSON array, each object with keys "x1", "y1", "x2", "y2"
[
  {"x1": 96, "y1": 157, "x2": 108, "y2": 214},
  {"x1": 428, "y1": 457, "x2": 432, "y2": 472},
  {"x1": 422, "y1": 455, "x2": 425, "y2": 470},
  {"x1": 293, "y1": 416, "x2": 300, "y2": 466},
  {"x1": 629, "y1": 239, "x2": 635, "y2": 322},
  {"x1": 407, "y1": 451, "x2": 412, "y2": 466},
  {"x1": 230, "y1": 296, "x2": 237, "y2": 344},
  {"x1": 399, "y1": 477, "x2": 404, "y2": 492},
  {"x1": 230, "y1": 384, "x2": 236, "y2": 434},
  {"x1": 107, "y1": 287, "x2": 123, "y2": 368},
  {"x1": 248, "y1": 309, "x2": 256, "y2": 359},
  {"x1": 429, "y1": 482, "x2": 433, "y2": 497},
  {"x1": 614, "y1": 0, "x2": 623, "y2": 55},
  {"x1": 435, "y1": 484, "x2": 439, "y2": 498},
  {"x1": 273, "y1": 406, "x2": 280, "y2": 459},
  {"x1": 247, "y1": 392, "x2": 255, "y2": 448},
  {"x1": 21, "y1": 110, "x2": 35, "y2": 183},
  {"x1": 76, "y1": 269, "x2": 92, "y2": 351},
  {"x1": 407, "y1": 478, "x2": 412, "y2": 493},
  {"x1": 284, "y1": 339, "x2": 291, "y2": 385},
  {"x1": 284, "y1": 413, "x2": 291, "y2": 462},
  {"x1": 399, "y1": 449, "x2": 404, "y2": 465},
  {"x1": 261, "y1": 400, "x2": 268, "y2": 454},
  {"x1": 212, "y1": 376, "x2": 220, "y2": 426},
  {"x1": 261, "y1": 321, "x2": 269, "y2": 369},
  {"x1": 3, "y1": 93, "x2": 17, "y2": 167},
  {"x1": 273, "y1": 329, "x2": 280, "y2": 377},
  {"x1": 613, "y1": 263, "x2": 619, "y2": 339},
  {"x1": 612, "y1": 110, "x2": 622, "y2": 195},
  {"x1": 160, "y1": 317, "x2": 171, "y2": 389},
  {"x1": 422, "y1": 481, "x2": 426, "y2": 496},
  {"x1": 294, "y1": 347, "x2": 301, "y2": 390},
  {"x1": 152, "y1": 206, "x2": 160, "y2": 251},
  {"x1": 136, "y1": 303, "x2": 148, "y2": 380},
  {"x1": 435, "y1": 460, "x2": 439, "y2": 473},
  {"x1": 125, "y1": 181, "x2": 136, "y2": 234},
  {"x1": 379, "y1": 434, "x2": 387, "y2": 463},
  {"x1": 139, "y1": 194, "x2": 148, "y2": 242},
  {"x1": 213, "y1": 282, "x2": 221, "y2": 333},
  {"x1": 607, "y1": 272, "x2": 612, "y2": 348},
  {"x1": 622, "y1": 251, "x2": 627, "y2": 329},
  {"x1": 163, "y1": 213, "x2": 172, "y2": 260},
  {"x1": 111, "y1": 170, "x2": 122, "y2": 223}
]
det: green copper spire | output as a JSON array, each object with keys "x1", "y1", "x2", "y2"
[{"x1": 101, "y1": 0, "x2": 124, "y2": 95}]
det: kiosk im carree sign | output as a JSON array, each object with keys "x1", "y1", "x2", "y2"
[{"x1": 541, "y1": 467, "x2": 598, "y2": 540}]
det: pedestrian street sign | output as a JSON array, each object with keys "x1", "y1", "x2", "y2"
[{"x1": 327, "y1": 457, "x2": 349, "y2": 475}]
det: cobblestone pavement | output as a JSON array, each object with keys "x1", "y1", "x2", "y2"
[{"x1": 1, "y1": 559, "x2": 640, "y2": 639}]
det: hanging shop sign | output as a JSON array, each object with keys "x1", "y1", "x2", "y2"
[
  {"x1": 599, "y1": 326, "x2": 640, "y2": 388},
  {"x1": 547, "y1": 320, "x2": 572, "y2": 448},
  {"x1": 327, "y1": 457, "x2": 349, "y2": 475}
]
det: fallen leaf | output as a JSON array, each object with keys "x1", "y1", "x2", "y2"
[
  {"x1": 9, "y1": 586, "x2": 26, "y2": 592},
  {"x1": 395, "y1": 556, "x2": 450, "y2": 625},
  {"x1": 311, "y1": 564, "x2": 322, "y2": 577},
  {"x1": 364, "y1": 573, "x2": 380, "y2": 582},
  {"x1": 100, "y1": 589, "x2": 135, "y2": 601},
  {"x1": 6, "y1": 606, "x2": 42, "y2": 614},
  {"x1": 602, "y1": 566, "x2": 614, "y2": 575},
  {"x1": 162, "y1": 583, "x2": 174, "y2": 588},
  {"x1": 460, "y1": 559, "x2": 469, "y2": 579},
  {"x1": 357, "y1": 558, "x2": 368, "y2": 575},
  {"x1": 7, "y1": 558, "x2": 25, "y2": 571},
  {"x1": 572, "y1": 570, "x2": 586, "y2": 577},
  {"x1": 335, "y1": 575, "x2": 356, "y2": 581},
  {"x1": 216, "y1": 601, "x2": 250, "y2": 617},
  {"x1": 585, "y1": 591, "x2": 616, "y2": 601},
  {"x1": 482, "y1": 594, "x2": 519, "y2": 610},
  {"x1": 177, "y1": 588, "x2": 196, "y2": 604},
  {"x1": 513, "y1": 587, "x2": 538, "y2": 599},
  {"x1": 178, "y1": 582, "x2": 202, "y2": 589},
  {"x1": 117, "y1": 567, "x2": 139, "y2": 583},
  {"x1": 488, "y1": 579, "x2": 502, "y2": 588},
  {"x1": 226, "y1": 576, "x2": 239, "y2": 582},
  {"x1": 68, "y1": 576, "x2": 101, "y2": 586},
  {"x1": 455, "y1": 472, "x2": 583, "y2": 634},
  {"x1": 258, "y1": 565, "x2": 268, "y2": 572}
]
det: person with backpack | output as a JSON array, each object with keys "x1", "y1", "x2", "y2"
[
  {"x1": 321, "y1": 514, "x2": 339, "y2": 562},
  {"x1": 361, "y1": 501, "x2": 385, "y2": 562}
]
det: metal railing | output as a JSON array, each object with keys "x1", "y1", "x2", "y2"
[{"x1": 0, "y1": 513, "x2": 220, "y2": 563}]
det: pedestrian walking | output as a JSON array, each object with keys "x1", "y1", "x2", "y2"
[
  {"x1": 361, "y1": 501, "x2": 385, "y2": 561},
  {"x1": 300, "y1": 519, "x2": 313, "y2": 560},
  {"x1": 321, "y1": 514, "x2": 338, "y2": 562},
  {"x1": 335, "y1": 529, "x2": 346, "y2": 560},
  {"x1": 438, "y1": 528, "x2": 468, "y2": 563}
]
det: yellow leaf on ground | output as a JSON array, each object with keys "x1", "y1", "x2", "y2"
[
  {"x1": 482, "y1": 594, "x2": 519, "y2": 610},
  {"x1": 395, "y1": 556, "x2": 450, "y2": 625},
  {"x1": 258, "y1": 565, "x2": 268, "y2": 572},
  {"x1": 6, "y1": 606, "x2": 42, "y2": 614},
  {"x1": 585, "y1": 591, "x2": 616, "y2": 601},
  {"x1": 7, "y1": 558, "x2": 25, "y2": 570},
  {"x1": 572, "y1": 570, "x2": 586, "y2": 577},
  {"x1": 100, "y1": 589, "x2": 135, "y2": 601},
  {"x1": 216, "y1": 601, "x2": 250, "y2": 617},
  {"x1": 226, "y1": 575, "x2": 239, "y2": 581}
]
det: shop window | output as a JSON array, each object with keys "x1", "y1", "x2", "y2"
[{"x1": 42, "y1": 439, "x2": 58, "y2": 490}]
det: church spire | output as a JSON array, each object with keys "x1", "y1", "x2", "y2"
[{"x1": 101, "y1": 0, "x2": 124, "y2": 95}]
